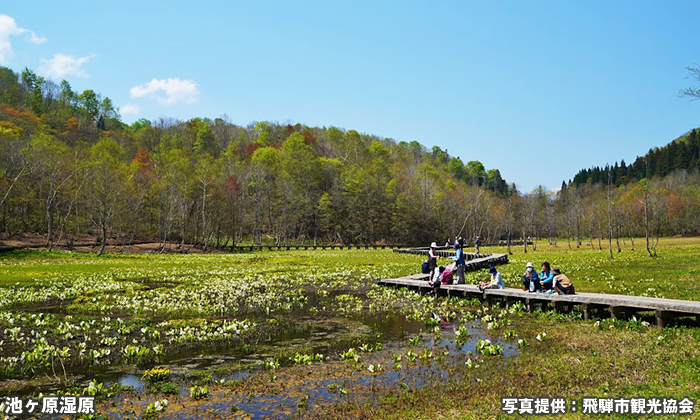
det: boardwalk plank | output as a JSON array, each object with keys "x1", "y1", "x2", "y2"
[{"x1": 378, "y1": 276, "x2": 700, "y2": 320}]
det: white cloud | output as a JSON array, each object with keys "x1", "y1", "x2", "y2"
[
  {"x1": 38, "y1": 53, "x2": 95, "y2": 79},
  {"x1": 0, "y1": 14, "x2": 46, "y2": 64},
  {"x1": 129, "y1": 78, "x2": 200, "y2": 106},
  {"x1": 28, "y1": 32, "x2": 47, "y2": 45},
  {"x1": 120, "y1": 104, "x2": 140, "y2": 116}
]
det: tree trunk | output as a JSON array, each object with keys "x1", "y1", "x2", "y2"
[
  {"x1": 644, "y1": 190, "x2": 651, "y2": 257},
  {"x1": 507, "y1": 230, "x2": 512, "y2": 255},
  {"x1": 201, "y1": 181, "x2": 207, "y2": 251},
  {"x1": 46, "y1": 197, "x2": 54, "y2": 250},
  {"x1": 97, "y1": 223, "x2": 106, "y2": 256}
]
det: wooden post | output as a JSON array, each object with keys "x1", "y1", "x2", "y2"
[
  {"x1": 608, "y1": 306, "x2": 620, "y2": 320},
  {"x1": 655, "y1": 310, "x2": 668, "y2": 328}
]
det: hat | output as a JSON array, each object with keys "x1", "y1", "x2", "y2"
[
  {"x1": 526, "y1": 262, "x2": 534, "y2": 268},
  {"x1": 430, "y1": 242, "x2": 437, "y2": 248},
  {"x1": 552, "y1": 266, "x2": 561, "y2": 275},
  {"x1": 453, "y1": 243, "x2": 459, "y2": 249},
  {"x1": 489, "y1": 266, "x2": 497, "y2": 274}
]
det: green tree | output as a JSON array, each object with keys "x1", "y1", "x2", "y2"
[
  {"x1": 21, "y1": 67, "x2": 44, "y2": 115},
  {"x1": 447, "y1": 157, "x2": 464, "y2": 181},
  {"x1": 26, "y1": 133, "x2": 73, "y2": 248},
  {"x1": 485, "y1": 169, "x2": 507, "y2": 194},
  {"x1": 194, "y1": 122, "x2": 216, "y2": 156},
  {"x1": 79, "y1": 89, "x2": 100, "y2": 123},
  {"x1": 465, "y1": 160, "x2": 486, "y2": 186},
  {"x1": 317, "y1": 192, "x2": 336, "y2": 241},
  {"x1": 88, "y1": 138, "x2": 127, "y2": 256}
]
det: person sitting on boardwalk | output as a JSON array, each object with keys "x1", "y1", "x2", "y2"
[
  {"x1": 479, "y1": 266, "x2": 504, "y2": 290},
  {"x1": 540, "y1": 261, "x2": 554, "y2": 291},
  {"x1": 451, "y1": 242, "x2": 466, "y2": 284},
  {"x1": 440, "y1": 266, "x2": 454, "y2": 285},
  {"x1": 428, "y1": 242, "x2": 438, "y2": 284},
  {"x1": 552, "y1": 267, "x2": 575, "y2": 295},
  {"x1": 430, "y1": 265, "x2": 444, "y2": 289},
  {"x1": 522, "y1": 262, "x2": 541, "y2": 292}
]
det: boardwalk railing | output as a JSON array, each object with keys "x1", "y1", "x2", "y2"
[{"x1": 377, "y1": 275, "x2": 700, "y2": 328}]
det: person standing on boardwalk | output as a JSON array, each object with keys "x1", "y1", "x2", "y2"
[
  {"x1": 451, "y1": 242, "x2": 466, "y2": 284},
  {"x1": 428, "y1": 242, "x2": 438, "y2": 283},
  {"x1": 474, "y1": 236, "x2": 482, "y2": 254}
]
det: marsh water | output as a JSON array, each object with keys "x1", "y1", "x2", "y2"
[
  {"x1": 6, "y1": 302, "x2": 518, "y2": 419},
  {"x1": 3, "y1": 279, "x2": 522, "y2": 419}
]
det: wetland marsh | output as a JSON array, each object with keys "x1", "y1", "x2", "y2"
[{"x1": 0, "y1": 239, "x2": 698, "y2": 418}]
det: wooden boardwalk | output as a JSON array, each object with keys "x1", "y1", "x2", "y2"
[
  {"x1": 393, "y1": 248, "x2": 510, "y2": 272},
  {"x1": 230, "y1": 244, "x2": 411, "y2": 252},
  {"x1": 377, "y1": 275, "x2": 700, "y2": 327}
]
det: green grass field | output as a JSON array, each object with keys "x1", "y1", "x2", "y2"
[
  {"x1": 469, "y1": 237, "x2": 700, "y2": 301},
  {"x1": 0, "y1": 237, "x2": 697, "y2": 418}
]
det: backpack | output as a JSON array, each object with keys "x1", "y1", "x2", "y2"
[
  {"x1": 421, "y1": 261, "x2": 430, "y2": 274},
  {"x1": 441, "y1": 270, "x2": 453, "y2": 285}
]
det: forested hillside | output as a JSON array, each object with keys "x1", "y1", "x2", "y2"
[
  {"x1": 0, "y1": 66, "x2": 698, "y2": 253},
  {"x1": 0, "y1": 66, "x2": 511, "y2": 251},
  {"x1": 570, "y1": 129, "x2": 700, "y2": 187}
]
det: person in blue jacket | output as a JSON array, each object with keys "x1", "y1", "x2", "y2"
[
  {"x1": 540, "y1": 261, "x2": 554, "y2": 291},
  {"x1": 522, "y1": 262, "x2": 540, "y2": 292},
  {"x1": 451, "y1": 242, "x2": 466, "y2": 284}
]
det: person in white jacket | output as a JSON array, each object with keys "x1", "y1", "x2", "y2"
[{"x1": 479, "y1": 266, "x2": 504, "y2": 291}]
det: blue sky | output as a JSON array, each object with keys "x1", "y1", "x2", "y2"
[{"x1": 2, "y1": 1, "x2": 700, "y2": 192}]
